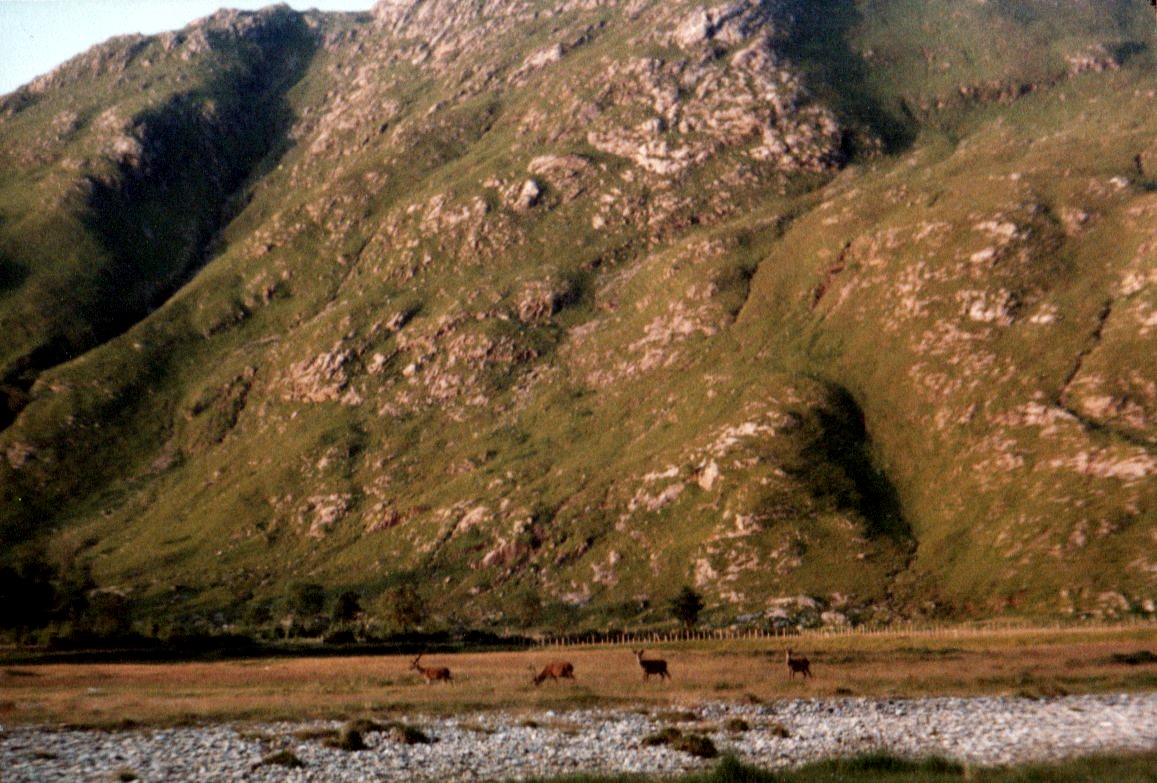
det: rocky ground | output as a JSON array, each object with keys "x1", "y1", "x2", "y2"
[{"x1": 3, "y1": 694, "x2": 1155, "y2": 781}]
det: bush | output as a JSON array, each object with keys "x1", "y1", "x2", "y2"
[
  {"x1": 672, "y1": 733, "x2": 718, "y2": 759},
  {"x1": 323, "y1": 629, "x2": 358, "y2": 645},
  {"x1": 657, "y1": 710, "x2": 699, "y2": 724},
  {"x1": 346, "y1": 718, "x2": 386, "y2": 734},
  {"x1": 329, "y1": 717, "x2": 431, "y2": 745},
  {"x1": 293, "y1": 726, "x2": 337, "y2": 742},
  {"x1": 642, "y1": 727, "x2": 718, "y2": 759},
  {"x1": 258, "y1": 749, "x2": 304, "y2": 768},
  {"x1": 642, "y1": 727, "x2": 683, "y2": 747},
  {"x1": 385, "y1": 722, "x2": 432, "y2": 745},
  {"x1": 325, "y1": 724, "x2": 367, "y2": 751}
]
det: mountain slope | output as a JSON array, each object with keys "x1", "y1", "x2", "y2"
[{"x1": 0, "y1": 0, "x2": 1154, "y2": 633}]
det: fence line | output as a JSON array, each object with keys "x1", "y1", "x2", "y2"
[{"x1": 535, "y1": 615, "x2": 1155, "y2": 648}]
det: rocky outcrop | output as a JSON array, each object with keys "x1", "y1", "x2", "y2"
[{"x1": 584, "y1": 28, "x2": 843, "y2": 178}]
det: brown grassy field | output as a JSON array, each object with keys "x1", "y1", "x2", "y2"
[{"x1": 2, "y1": 627, "x2": 1154, "y2": 728}]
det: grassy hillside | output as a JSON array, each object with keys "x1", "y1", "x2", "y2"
[{"x1": 0, "y1": 0, "x2": 1154, "y2": 638}]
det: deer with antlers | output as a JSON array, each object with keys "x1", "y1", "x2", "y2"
[
  {"x1": 530, "y1": 660, "x2": 575, "y2": 686},
  {"x1": 785, "y1": 648, "x2": 812, "y2": 679},
  {"x1": 633, "y1": 649, "x2": 670, "y2": 681},
  {"x1": 410, "y1": 654, "x2": 452, "y2": 684}
]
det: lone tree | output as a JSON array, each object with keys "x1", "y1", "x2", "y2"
[{"x1": 669, "y1": 585, "x2": 705, "y2": 629}]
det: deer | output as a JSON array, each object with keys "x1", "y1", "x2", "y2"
[
  {"x1": 410, "y1": 654, "x2": 452, "y2": 684},
  {"x1": 530, "y1": 660, "x2": 575, "y2": 686},
  {"x1": 633, "y1": 649, "x2": 670, "y2": 681},
  {"x1": 785, "y1": 648, "x2": 812, "y2": 679}
]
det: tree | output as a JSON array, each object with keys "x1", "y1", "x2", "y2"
[
  {"x1": 669, "y1": 586, "x2": 705, "y2": 629},
  {"x1": 287, "y1": 582, "x2": 326, "y2": 618},
  {"x1": 55, "y1": 558, "x2": 97, "y2": 627},
  {"x1": 85, "y1": 590, "x2": 133, "y2": 638},
  {"x1": 387, "y1": 584, "x2": 426, "y2": 632},
  {"x1": 0, "y1": 552, "x2": 56, "y2": 632},
  {"x1": 332, "y1": 590, "x2": 362, "y2": 624}
]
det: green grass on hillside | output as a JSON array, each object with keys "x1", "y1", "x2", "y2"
[{"x1": 0, "y1": 0, "x2": 1154, "y2": 635}]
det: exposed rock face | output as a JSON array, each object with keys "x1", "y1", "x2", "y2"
[
  {"x1": 301, "y1": 493, "x2": 354, "y2": 539},
  {"x1": 512, "y1": 179, "x2": 543, "y2": 211},
  {"x1": 583, "y1": 40, "x2": 843, "y2": 177},
  {"x1": 281, "y1": 343, "x2": 358, "y2": 405}
]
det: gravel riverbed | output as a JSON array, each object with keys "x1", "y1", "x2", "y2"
[{"x1": 4, "y1": 693, "x2": 1155, "y2": 782}]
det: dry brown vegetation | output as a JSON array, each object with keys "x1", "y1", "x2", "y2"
[{"x1": 2, "y1": 627, "x2": 1154, "y2": 728}]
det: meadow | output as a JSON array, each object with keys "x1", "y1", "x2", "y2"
[{"x1": 2, "y1": 625, "x2": 1154, "y2": 728}]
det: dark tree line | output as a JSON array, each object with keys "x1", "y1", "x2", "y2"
[{"x1": 0, "y1": 550, "x2": 130, "y2": 637}]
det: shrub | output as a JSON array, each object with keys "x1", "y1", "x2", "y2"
[
  {"x1": 325, "y1": 724, "x2": 367, "y2": 751},
  {"x1": 386, "y1": 722, "x2": 432, "y2": 745},
  {"x1": 656, "y1": 710, "x2": 699, "y2": 723},
  {"x1": 346, "y1": 718, "x2": 386, "y2": 734},
  {"x1": 259, "y1": 749, "x2": 304, "y2": 768},
  {"x1": 323, "y1": 628, "x2": 358, "y2": 645},
  {"x1": 643, "y1": 727, "x2": 682, "y2": 746},
  {"x1": 292, "y1": 726, "x2": 336, "y2": 742},
  {"x1": 672, "y1": 733, "x2": 718, "y2": 759},
  {"x1": 642, "y1": 727, "x2": 718, "y2": 758},
  {"x1": 723, "y1": 718, "x2": 750, "y2": 733}
]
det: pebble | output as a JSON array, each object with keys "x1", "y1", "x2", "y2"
[{"x1": 3, "y1": 694, "x2": 1155, "y2": 782}]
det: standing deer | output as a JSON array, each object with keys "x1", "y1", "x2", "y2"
[
  {"x1": 530, "y1": 660, "x2": 575, "y2": 686},
  {"x1": 411, "y1": 654, "x2": 452, "y2": 684},
  {"x1": 785, "y1": 648, "x2": 812, "y2": 679},
  {"x1": 633, "y1": 649, "x2": 670, "y2": 681}
]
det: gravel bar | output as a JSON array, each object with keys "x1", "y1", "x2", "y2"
[{"x1": 3, "y1": 693, "x2": 1155, "y2": 782}]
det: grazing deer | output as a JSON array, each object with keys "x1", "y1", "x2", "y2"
[
  {"x1": 411, "y1": 654, "x2": 452, "y2": 684},
  {"x1": 633, "y1": 649, "x2": 670, "y2": 681},
  {"x1": 530, "y1": 660, "x2": 575, "y2": 686},
  {"x1": 785, "y1": 648, "x2": 812, "y2": 679}
]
